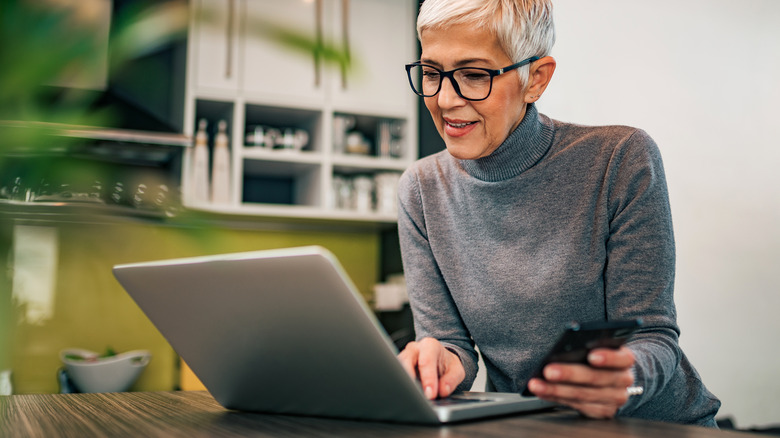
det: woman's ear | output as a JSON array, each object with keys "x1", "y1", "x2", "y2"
[{"x1": 524, "y1": 56, "x2": 556, "y2": 103}]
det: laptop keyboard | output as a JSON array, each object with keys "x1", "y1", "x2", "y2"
[{"x1": 433, "y1": 396, "x2": 494, "y2": 406}]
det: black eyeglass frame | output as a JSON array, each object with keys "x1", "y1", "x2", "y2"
[{"x1": 405, "y1": 56, "x2": 541, "y2": 101}]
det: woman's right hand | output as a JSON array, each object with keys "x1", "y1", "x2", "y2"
[{"x1": 397, "y1": 337, "x2": 466, "y2": 399}]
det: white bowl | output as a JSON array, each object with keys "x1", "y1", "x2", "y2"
[{"x1": 60, "y1": 348, "x2": 151, "y2": 393}]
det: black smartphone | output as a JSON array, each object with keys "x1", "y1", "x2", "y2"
[{"x1": 522, "y1": 319, "x2": 642, "y2": 396}]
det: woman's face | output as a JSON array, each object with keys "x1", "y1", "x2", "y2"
[{"x1": 420, "y1": 23, "x2": 530, "y2": 160}]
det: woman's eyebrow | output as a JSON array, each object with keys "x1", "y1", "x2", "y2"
[
  {"x1": 454, "y1": 58, "x2": 494, "y2": 67},
  {"x1": 419, "y1": 57, "x2": 494, "y2": 68}
]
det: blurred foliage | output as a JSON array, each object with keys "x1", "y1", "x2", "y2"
[
  {"x1": 0, "y1": 0, "x2": 354, "y2": 207},
  {"x1": 0, "y1": 0, "x2": 353, "y2": 155},
  {"x1": 0, "y1": 0, "x2": 189, "y2": 152},
  {"x1": 0, "y1": 0, "x2": 356, "y2": 375}
]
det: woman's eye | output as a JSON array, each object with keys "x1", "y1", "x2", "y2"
[{"x1": 462, "y1": 71, "x2": 490, "y2": 82}]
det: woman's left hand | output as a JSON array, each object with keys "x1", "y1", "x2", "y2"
[{"x1": 526, "y1": 346, "x2": 636, "y2": 419}]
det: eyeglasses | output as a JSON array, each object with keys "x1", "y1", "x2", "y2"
[{"x1": 405, "y1": 56, "x2": 540, "y2": 101}]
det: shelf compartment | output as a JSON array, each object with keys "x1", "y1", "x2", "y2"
[
  {"x1": 333, "y1": 112, "x2": 407, "y2": 160},
  {"x1": 244, "y1": 104, "x2": 321, "y2": 153},
  {"x1": 194, "y1": 99, "x2": 235, "y2": 138},
  {"x1": 241, "y1": 159, "x2": 321, "y2": 207}
]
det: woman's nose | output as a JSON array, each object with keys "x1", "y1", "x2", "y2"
[{"x1": 437, "y1": 77, "x2": 466, "y2": 108}]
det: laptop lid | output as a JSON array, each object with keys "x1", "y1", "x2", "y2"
[{"x1": 113, "y1": 246, "x2": 552, "y2": 424}]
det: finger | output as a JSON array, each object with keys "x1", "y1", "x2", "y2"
[
  {"x1": 566, "y1": 400, "x2": 621, "y2": 419},
  {"x1": 437, "y1": 352, "x2": 466, "y2": 398},
  {"x1": 397, "y1": 342, "x2": 420, "y2": 380},
  {"x1": 543, "y1": 363, "x2": 634, "y2": 388},
  {"x1": 587, "y1": 346, "x2": 635, "y2": 369},
  {"x1": 416, "y1": 338, "x2": 442, "y2": 399},
  {"x1": 529, "y1": 377, "x2": 630, "y2": 407}
]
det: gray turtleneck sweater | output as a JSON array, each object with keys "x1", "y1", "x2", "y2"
[{"x1": 397, "y1": 104, "x2": 721, "y2": 426}]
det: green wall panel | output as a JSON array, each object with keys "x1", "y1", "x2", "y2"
[{"x1": 2, "y1": 218, "x2": 380, "y2": 394}]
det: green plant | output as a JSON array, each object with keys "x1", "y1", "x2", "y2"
[
  {"x1": 0, "y1": 0, "x2": 189, "y2": 151},
  {"x1": 0, "y1": 0, "x2": 354, "y2": 374},
  {"x1": 0, "y1": 0, "x2": 353, "y2": 154}
]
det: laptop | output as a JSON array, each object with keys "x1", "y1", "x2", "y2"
[{"x1": 112, "y1": 245, "x2": 554, "y2": 424}]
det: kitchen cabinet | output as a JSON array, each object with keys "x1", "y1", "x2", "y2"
[
  {"x1": 191, "y1": 0, "x2": 240, "y2": 93},
  {"x1": 184, "y1": 0, "x2": 418, "y2": 223},
  {"x1": 242, "y1": 0, "x2": 324, "y2": 105},
  {"x1": 329, "y1": 0, "x2": 416, "y2": 115},
  {"x1": 234, "y1": 0, "x2": 414, "y2": 111}
]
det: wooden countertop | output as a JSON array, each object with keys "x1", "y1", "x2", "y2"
[{"x1": 0, "y1": 390, "x2": 756, "y2": 438}]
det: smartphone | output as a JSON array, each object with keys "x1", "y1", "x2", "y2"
[{"x1": 522, "y1": 319, "x2": 642, "y2": 396}]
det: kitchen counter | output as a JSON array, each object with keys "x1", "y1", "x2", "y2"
[{"x1": 0, "y1": 390, "x2": 759, "y2": 438}]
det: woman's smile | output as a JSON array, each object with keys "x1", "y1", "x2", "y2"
[{"x1": 443, "y1": 117, "x2": 479, "y2": 137}]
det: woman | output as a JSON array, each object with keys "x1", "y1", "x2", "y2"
[{"x1": 396, "y1": 0, "x2": 720, "y2": 426}]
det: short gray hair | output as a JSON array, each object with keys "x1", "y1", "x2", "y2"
[{"x1": 417, "y1": 0, "x2": 555, "y2": 83}]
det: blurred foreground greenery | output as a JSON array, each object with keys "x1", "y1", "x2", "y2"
[
  {"x1": 1, "y1": 0, "x2": 192, "y2": 375},
  {"x1": 0, "y1": 0, "x2": 352, "y2": 156},
  {"x1": 0, "y1": 0, "x2": 189, "y2": 152},
  {"x1": 0, "y1": 0, "x2": 353, "y2": 374},
  {"x1": 0, "y1": 0, "x2": 353, "y2": 206}
]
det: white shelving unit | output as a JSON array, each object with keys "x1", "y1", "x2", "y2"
[{"x1": 182, "y1": 0, "x2": 418, "y2": 224}]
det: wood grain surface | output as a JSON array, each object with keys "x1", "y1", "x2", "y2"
[{"x1": 0, "y1": 391, "x2": 757, "y2": 438}]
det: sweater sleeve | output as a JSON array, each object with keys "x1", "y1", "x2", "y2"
[
  {"x1": 601, "y1": 129, "x2": 682, "y2": 414},
  {"x1": 396, "y1": 167, "x2": 479, "y2": 392}
]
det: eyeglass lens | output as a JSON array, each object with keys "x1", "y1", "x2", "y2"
[{"x1": 409, "y1": 65, "x2": 494, "y2": 100}]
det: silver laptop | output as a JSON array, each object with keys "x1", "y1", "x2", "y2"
[{"x1": 112, "y1": 245, "x2": 554, "y2": 424}]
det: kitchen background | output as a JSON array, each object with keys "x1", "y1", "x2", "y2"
[
  {"x1": 1, "y1": 0, "x2": 778, "y2": 431},
  {"x1": 1, "y1": 0, "x2": 418, "y2": 398}
]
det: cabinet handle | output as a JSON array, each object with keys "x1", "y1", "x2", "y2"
[
  {"x1": 225, "y1": 0, "x2": 234, "y2": 79},
  {"x1": 340, "y1": 0, "x2": 350, "y2": 90},
  {"x1": 314, "y1": 0, "x2": 323, "y2": 87}
]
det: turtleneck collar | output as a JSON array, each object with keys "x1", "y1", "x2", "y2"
[{"x1": 458, "y1": 103, "x2": 554, "y2": 182}]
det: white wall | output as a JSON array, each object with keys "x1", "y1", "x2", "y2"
[{"x1": 537, "y1": 0, "x2": 780, "y2": 428}]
